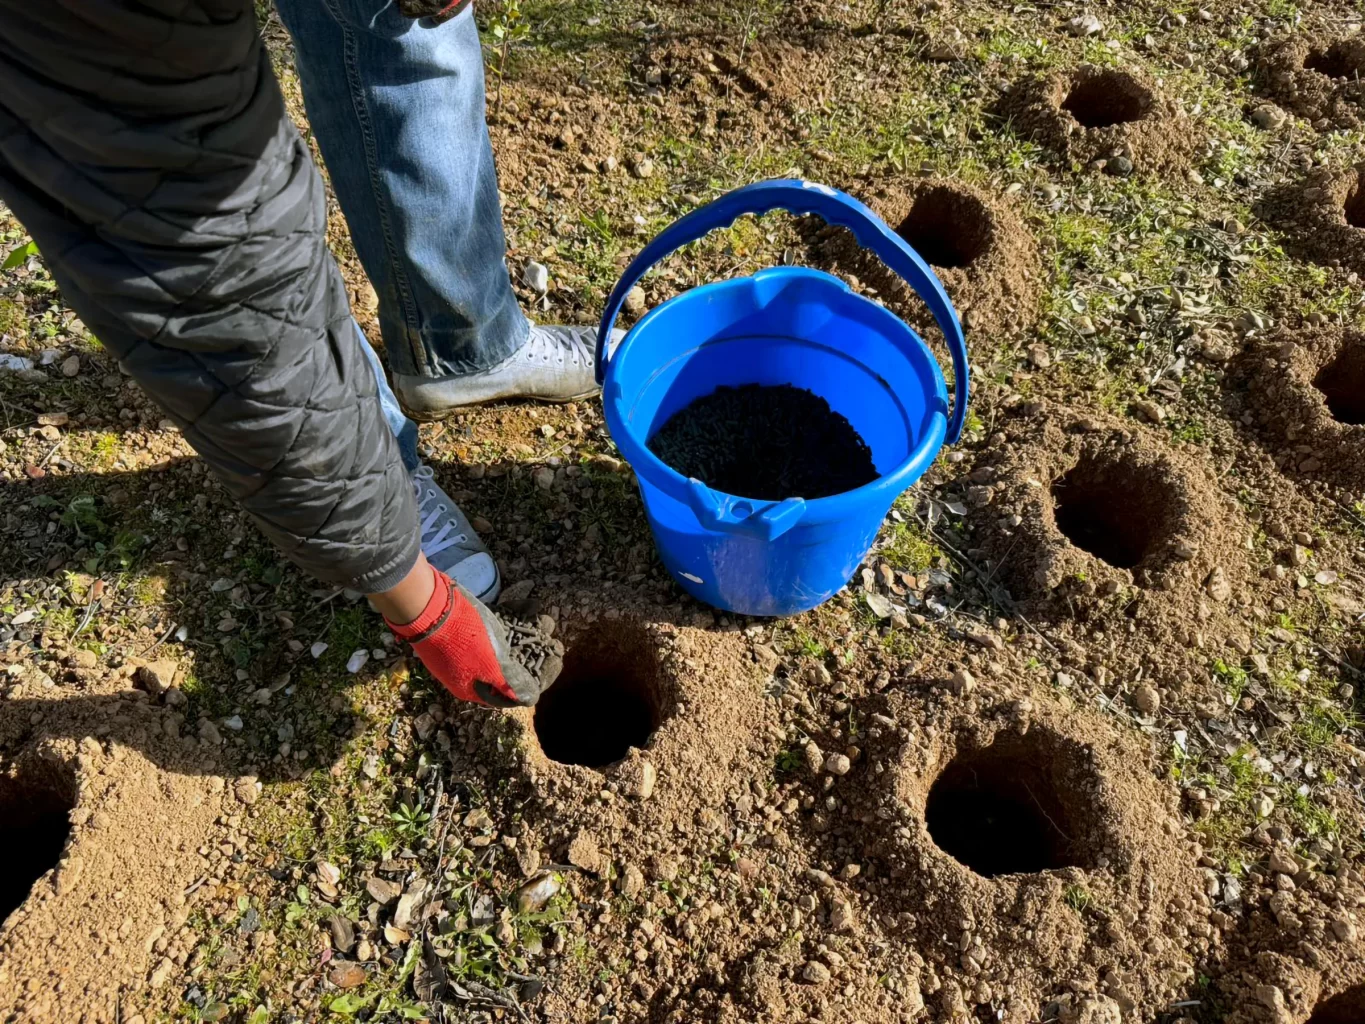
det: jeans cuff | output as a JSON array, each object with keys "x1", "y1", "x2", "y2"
[{"x1": 382, "y1": 288, "x2": 530, "y2": 378}]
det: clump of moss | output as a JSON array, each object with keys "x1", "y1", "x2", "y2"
[{"x1": 0, "y1": 298, "x2": 27, "y2": 343}]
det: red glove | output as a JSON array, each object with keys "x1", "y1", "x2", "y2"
[{"x1": 385, "y1": 568, "x2": 541, "y2": 707}]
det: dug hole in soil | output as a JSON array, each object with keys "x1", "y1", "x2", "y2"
[
  {"x1": 999, "y1": 64, "x2": 1199, "y2": 177},
  {"x1": 1233, "y1": 325, "x2": 1365, "y2": 500},
  {"x1": 810, "y1": 178, "x2": 1044, "y2": 339},
  {"x1": 1256, "y1": 32, "x2": 1365, "y2": 130},
  {"x1": 1261, "y1": 162, "x2": 1365, "y2": 281}
]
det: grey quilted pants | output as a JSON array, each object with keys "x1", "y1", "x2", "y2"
[{"x1": 0, "y1": 0, "x2": 420, "y2": 593}]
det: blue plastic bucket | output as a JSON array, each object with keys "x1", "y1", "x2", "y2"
[{"x1": 594, "y1": 180, "x2": 969, "y2": 617}]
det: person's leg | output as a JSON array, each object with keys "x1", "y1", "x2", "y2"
[
  {"x1": 0, "y1": 0, "x2": 533, "y2": 703},
  {"x1": 357, "y1": 323, "x2": 501, "y2": 600},
  {"x1": 274, "y1": 0, "x2": 620, "y2": 418}
]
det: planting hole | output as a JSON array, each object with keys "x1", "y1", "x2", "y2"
[
  {"x1": 533, "y1": 624, "x2": 667, "y2": 769},
  {"x1": 1308, "y1": 985, "x2": 1365, "y2": 1024},
  {"x1": 1061, "y1": 70, "x2": 1153, "y2": 128},
  {"x1": 1313, "y1": 341, "x2": 1365, "y2": 425},
  {"x1": 925, "y1": 732, "x2": 1096, "y2": 877},
  {"x1": 894, "y1": 187, "x2": 994, "y2": 269},
  {"x1": 0, "y1": 762, "x2": 75, "y2": 921},
  {"x1": 1305, "y1": 40, "x2": 1365, "y2": 80},
  {"x1": 1052, "y1": 454, "x2": 1173, "y2": 570},
  {"x1": 1345, "y1": 170, "x2": 1365, "y2": 229}
]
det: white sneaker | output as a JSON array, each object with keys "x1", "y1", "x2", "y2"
[
  {"x1": 411, "y1": 464, "x2": 500, "y2": 603},
  {"x1": 394, "y1": 325, "x2": 626, "y2": 420}
]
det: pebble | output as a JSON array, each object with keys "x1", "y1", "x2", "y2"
[
  {"x1": 631, "y1": 157, "x2": 655, "y2": 179},
  {"x1": 622, "y1": 758, "x2": 657, "y2": 800},
  {"x1": 310, "y1": 641, "x2": 328, "y2": 659},
  {"x1": 1250, "y1": 104, "x2": 1287, "y2": 130},
  {"x1": 1066, "y1": 13, "x2": 1103, "y2": 35},
  {"x1": 1133, "y1": 683, "x2": 1161, "y2": 714},
  {"x1": 60, "y1": 354, "x2": 80, "y2": 378},
  {"x1": 523, "y1": 261, "x2": 549, "y2": 295},
  {"x1": 624, "y1": 286, "x2": 647, "y2": 315},
  {"x1": 801, "y1": 960, "x2": 832, "y2": 985},
  {"x1": 532, "y1": 466, "x2": 555, "y2": 491},
  {"x1": 949, "y1": 668, "x2": 977, "y2": 696},
  {"x1": 824, "y1": 753, "x2": 851, "y2": 776},
  {"x1": 1105, "y1": 155, "x2": 1134, "y2": 176},
  {"x1": 346, "y1": 649, "x2": 370, "y2": 674},
  {"x1": 71, "y1": 649, "x2": 98, "y2": 669},
  {"x1": 134, "y1": 660, "x2": 178, "y2": 695},
  {"x1": 1269, "y1": 847, "x2": 1300, "y2": 876},
  {"x1": 1205, "y1": 567, "x2": 1232, "y2": 603}
]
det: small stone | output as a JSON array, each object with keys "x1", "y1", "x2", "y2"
[
  {"x1": 829, "y1": 897, "x2": 856, "y2": 932},
  {"x1": 532, "y1": 466, "x2": 555, "y2": 491},
  {"x1": 70, "y1": 649, "x2": 98, "y2": 670},
  {"x1": 1250, "y1": 104, "x2": 1287, "y2": 130},
  {"x1": 198, "y1": 720, "x2": 222, "y2": 745},
  {"x1": 346, "y1": 649, "x2": 370, "y2": 674},
  {"x1": 36, "y1": 411, "x2": 69, "y2": 427},
  {"x1": 801, "y1": 960, "x2": 832, "y2": 985},
  {"x1": 328, "y1": 962, "x2": 367, "y2": 989},
  {"x1": 1105, "y1": 155, "x2": 1134, "y2": 176},
  {"x1": 471, "y1": 516, "x2": 493, "y2": 534},
  {"x1": 624, "y1": 286, "x2": 647, "y2": 316},
  {"x1": 1315, "y1": 570, "x2": 1339, "y2": 586},
  {"x1": 1173, "y1": 540, "x2": 1198, "y2": 560},
  {"x1": 620, "y1": 863, "x2": 646, "y2": 898},
  {"x1": 1027, "y1": 344, "x2": 1051, "y2": 369},
  {"x1": 60, "y1": 354, "x2": 80, "y2": 378},
  {"x1": 1268, "y1": 847, "x2": 1300, "y2": 876},
  {"x1": 523, "y1": 261, "x2": 549, "y2": 294},
  {"x1": 1330, "y1": 916, "x2": 1358, "y2": 942},
  {"x1": 310, "y1": 641, "x2": 328, "y2": 659},
  {"x1": 1133, "y1": 683, "x2": 1161, "y2": 714},
  {"x1": 599, "y1": 155, "x2": 619, "y2": 174},
  {"x1": 134, "y1": 660, "x2": 178, "y2": 695},
  {"x1": 621, "y1": 758, "x2": 657, "y2": 800},
  {"x1": 824, "y1": 753, "x2": 852, "y2": 776},
  {"x1": 1205, "y1": 567, "x2": 1232, "y2": 603},
  {"x1": 1135, "y1": 399, "x2": 1165, "y2": 423},
  {"x1": 1066, "y1": 13, "x2": 1103, "y2": 36},
  {"x1": 233, "y1": 776, "x2": 260, "y2": 805},
  {"x1": 949, "y1": 668, "x2": 977, "y2": 696},
  {"x1": 221, "y1": 714, "x2": 243, "y2": 732},
  {"x1": 802, "y1": 741, "x2": 824, "y2": 774},
  {"x1": 631, "y1": 157, "x2": 655, "y2": 179}
]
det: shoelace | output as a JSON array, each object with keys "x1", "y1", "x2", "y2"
[
  {"x1": 529, "y1": 327, "x2": 593, "y2": 368},
  {"x1": 412, "y1": 465, "x2": 467, "y2": 558}
]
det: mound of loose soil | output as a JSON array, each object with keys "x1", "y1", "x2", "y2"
[
  {"x1": 874, "y1": 690, "x2": 1211, "y2": 1021},
  {"x1": 813, "y1": 178, "x2": 1044, "y2": 338},
  {"x1": 1261, "y1": 163, "x2": 1365, "y2": 278},
  {"x1": 0, "y1": 681, "x2": 229, "y2": 1023},
  {"x1": 967, "y1": 402, "x2": 1247, "y2": 615},
  {"x1": 647, "y1": 384, "x2": 878, "y2": 501},
  {"x1": 1000, "y1": 64, "x2": 1198, "y2": 177},
  {"x1": 1256, "y1": 33, "x2": 1365, "y2": 130},
  {"x1": 1213, "y1": 860, "x2": 1365, "y2": 1024},
  {"x1": 1233, "y1": 326, "x2": 1365, "y2": 501}
]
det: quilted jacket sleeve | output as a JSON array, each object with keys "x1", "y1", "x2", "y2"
[{"x1": 0, "y1": 0, "x2": 420, "y2": 594}]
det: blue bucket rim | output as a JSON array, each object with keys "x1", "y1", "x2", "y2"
[{"x1": 602, "y1": 266, "x2": 950, "y2": 525}]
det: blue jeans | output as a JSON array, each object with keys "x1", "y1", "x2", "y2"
[
  {"x1": 357, "y1": 321, "x2": 422, "y2": 473},
  {"x1": 275, "y1": 0, "x2": 528, "y2": 379}
]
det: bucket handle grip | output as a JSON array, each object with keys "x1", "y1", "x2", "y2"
[{"x1": 595, "y1": 179, "x2": 970, "y2": 444}]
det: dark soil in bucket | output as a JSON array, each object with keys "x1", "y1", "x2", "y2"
[{"x1": 647, "y1": 383, "x2": 878, "y2": 501}]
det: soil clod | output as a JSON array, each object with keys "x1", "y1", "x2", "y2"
[
  {"x1": 532, "y1": 623, "x2": 666, "y2": 768},
  {"x1": 0, "y1": 764, "x2": 73, "y2": 920},
  {"x1": 647, "y1": 383, "x2": 877, "y2": 501},
  {"x1": 925, "y1": 732, "x2": 1092, "y2": 877}
]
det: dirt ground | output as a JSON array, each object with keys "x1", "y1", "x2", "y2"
[{"x1": 2, "y1": 0, "x2": 1365, "y2": 1022}]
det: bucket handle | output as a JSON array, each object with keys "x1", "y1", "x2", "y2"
[{"x1": 595, "y1": 178, "x2": 970, "y2": 444}]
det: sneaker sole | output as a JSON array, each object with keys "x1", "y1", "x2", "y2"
[{"x1": 398, "y1": 388, "x2": 602, "y2": 423}]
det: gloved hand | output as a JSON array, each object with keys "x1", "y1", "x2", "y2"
[{"x1": 384, "y1": 567, "x2": 545, "y2": 707}]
